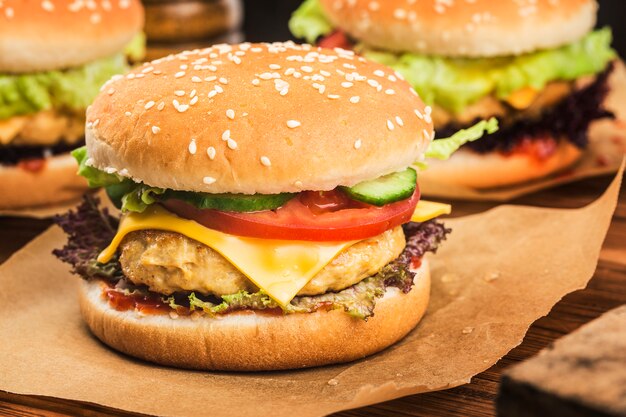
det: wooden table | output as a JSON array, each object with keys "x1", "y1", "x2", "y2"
[{"x1": 1, "y1": 175, "x2": 624, "y2": 417}]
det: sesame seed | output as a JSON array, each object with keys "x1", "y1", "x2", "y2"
[
  {"x1": 219, "y1": 77, "x2": 228, "y2": 85},
  {"x1": 125, "y1": 111, "x2": 132, "y2": 117},
  {"x1": 41, "y1": 0, "x2": 54, "y2": 11},
  {"x1": 252, "y1": 79, "x2": 260, "y2": 86},
  {"x1": 144, "y1": 101, "x2": 155, "y2": 110},
  {"x1": 227, "y1": 138, "x2": 238, "y2": 149},
  {"x1": 152, "y1": 126, "x2": 161, "y2": 134},
  {"x1": 387, "y1": 120, "x2": 395, "y2": 131},
  {"x1": 177, "y1": 104, "x2": 189, "y2": 113},
  {"x1": 157, "y1": 102, "x2": 165, "y2": 111},
  {"x1": 222, "y1": 130, "x2": 231, "y2": 140},
  {"x1": 350, "y1": 96, "x2": 360, "y2": 104},
  {"x1": 207, "y1": 146, "x2": 216, "y2": 160},
  {"x1": 175, "y1": 71, "x2": 185, "y2": 78},
  {"x1": 226, "y1": 109, "x2": 235, "y2": 119},
  {"x1": 175, "y1": 90, "x2": 185, "y2": 96},
  {"x1": 415, "y1": 109, "x2": 423, "y2": 119},
  {"x1": 208, "y1": 90, "x2": 218, "y2": 98},
  {"x1": 385, "y1": 89, "x2": 395, "y2": 95},
  {"x1": 107, "y1": 88, "x2": 115, "y2": 95},
  {"x1": 328, "y1": 94, "x2": 340, "y2": 99},
  {"x1": 354, "y1": 139, "x2": 362, "y2": 149},
  {"x1": 269, "y1": 64, "x2": 281, "y2": 70},
  {"x1": 215, "y1": 85, "x2": 224, "y2": 93},
  {"x1": 260, "y1": 156, "x2": 272, "y2": 167},
  {"x1": 92, "y1": 119, "x2": 100, "y2": 127},
  {"x1": 301, "y1": 66, "x2": 313, "y2": 73},
  {"x1": 188, "y1": 139, "x2": 197, "y2": 155},
  {"x1": 190, "y1": 96, "x2": 199, "y2": 105},
  {"x1": 205, "y1": 76, "x2": 217, "y2": 82},
  {"x1": 423, "y1": 129, "x2": 431, "y2": 140},
  {"x1": 203, "y1": 177, "x2": 216, "y2": 185},
  {"x1": 395, "y1": 116, "x2": 404, "y2": 127},
  {"x1": 192, "y1": 76, "x2": 202, "y2": 83},
  {"x1": 190, "y1": 90, "x2": 197, "y2": 98},
  {"x1": 341, "y1": 82, "x2": 354, "y2": 88},
  {"x1": 286, "y1": 120, "x2": 301, "y2": 129},
  {"x1": 373, "y1": 70, "x2": 385, "y2": 77},
  {"x1": 367, "y1": 79, "x2": 380, "y2": 88}
]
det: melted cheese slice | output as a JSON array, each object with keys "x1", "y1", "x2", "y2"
[
  {"x1": 98, "y1": 206, "x2": 358, "y2": 307},
  {"x1": 505, "y1": 87, "x2": 538, "y2": 110},
  {"x1": 411, "y1": 200, "x2": 451, "y2": 222},
  {"x1": 98, "y1": 200, "x2": 450, "y2": 306}
]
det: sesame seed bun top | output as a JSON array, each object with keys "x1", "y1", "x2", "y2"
[
  {"x1": 0, "y1": 0, "x2": 144, "y2": 73},
  {"x1": 319, "y1": 0, "x2": 597, "y2": 57},
  {"x1": 85, "y1": 42, "x2": 433, "y2": 195}
]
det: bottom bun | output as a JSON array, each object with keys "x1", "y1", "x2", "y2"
[
  {"x1": 79, "y1": 258, "x2": 431, "y2": 371},
  {"x1": 420, "y1": 140, "x2": 582, "y2": 189},
  {"x1": 0, "y1": 153, "x2": 88, "y2": 209}
]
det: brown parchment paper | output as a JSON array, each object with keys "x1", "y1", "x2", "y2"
[
  {"x1": 0, "y1": 197, "x2": 82, "y2": 219},
  {"x1": 420, "y1": 61, "x2": 626, "y2": 202},
  {"x1": 0, "y1": 165, "x2": 622, "y2": 417}
]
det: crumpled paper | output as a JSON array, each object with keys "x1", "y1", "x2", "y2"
[
  {"x1": 419, "y1": 62, "x2": 626, "y2": 202},
  {"x1": 0, "y1": 164, "x2": 622, "y2": 417}
]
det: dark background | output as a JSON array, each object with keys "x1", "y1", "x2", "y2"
[{"x1": 242, "y1": 0, "x2": 625, "y2": 56}]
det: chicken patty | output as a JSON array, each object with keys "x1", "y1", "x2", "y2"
[
  {"x1": 0, "y1": 110, "x2": 85, "y2": 146},
  {"x1": 119, "y1": 227, "x2": 406, "y2": 297}
]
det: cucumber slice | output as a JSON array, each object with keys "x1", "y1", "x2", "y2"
[
  {"x1": 164, "y1": 191, "x2": 296, "y2": 212},
  {"x1": 343, "y1": 168, "x2": 417, "y2": 206}
]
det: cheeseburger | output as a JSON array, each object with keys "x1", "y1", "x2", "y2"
[
  {"x1": 54, "y1": 42, "x2": 492, "y2": 371},
  {"x1": 290, "y1": 0, "x2": 617, "y2": 189},
  {"x1": 0, "y1": 0, "x2": 144, "y2": 209}
]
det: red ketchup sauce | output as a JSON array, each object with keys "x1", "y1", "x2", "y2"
[{"x1": 18, "y1": 158, "x2": 46, "y2": 172}]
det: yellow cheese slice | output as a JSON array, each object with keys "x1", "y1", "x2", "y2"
[
  {"x1": 505, "y1": 87, "x2": 538, "y2": 110},
  {"x1": 411, "y1": 200, "x2": 451, "y2": 222},
  {"x1": 98, "y1": 200, "x2": 450, "y2": 306},
  {"x1": 98, "y1": 205, "x2": 358, "y2": 307}
]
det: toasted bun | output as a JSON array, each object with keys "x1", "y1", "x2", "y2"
[
  {"x1": 78, "y1": 259, "x2": 430, "y2": 371},
  {"x1": 86, "y1": 42, "x2": 433, "y2": 194},
  {"x1": 0, "y1": 0, "x2": 144, "y2": 73},
  {"x1": 420, "y1": 140, "x2": 582, "y2": 189},
  {"x1": 0, "y1": 153, "x2": 88, "y2": 209},
  {"x1": 319, "y1": 0, "x2": 597, "y2": 57}
]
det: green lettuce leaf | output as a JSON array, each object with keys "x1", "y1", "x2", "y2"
[
  {"x1": 0, "y1": 54, "x2": 129, "y2": 119},
  {"x1": 124, "y1": 32, "x2": 146, "y2": 63},
  {"x1": 121, "y1": 185, "x2": 166, "y2": 213},
  {"x1": 72, "y1": 146, "x2": 125, "y2": 188},
  {"x1": 364, "y1": 29, "x2": 616, "y2": 114},
  {"x1": 425, "y1": 118, "x2": 499, "y2": 161},
  {"x1": 289, "y1": 0, "x2": 335, "y2": 44}
]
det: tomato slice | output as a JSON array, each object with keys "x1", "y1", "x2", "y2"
[
  {"x1": 162, "y1": 186, "x2": 420, "y2": 242},
  {"x1": 318, "y1": 31, "x2": 354, "y2": 50}
]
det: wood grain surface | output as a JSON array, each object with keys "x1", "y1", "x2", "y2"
[{"x1": 0, "y1": 175, "x2": 624, "y2": 417}]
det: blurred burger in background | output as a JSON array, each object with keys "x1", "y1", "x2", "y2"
[
  {"x1": 290, "y1": 0, "x2": 617, "y2": 189},
  {"x1": 0, "y1": 0, "x2": 144, "y2": 209}
]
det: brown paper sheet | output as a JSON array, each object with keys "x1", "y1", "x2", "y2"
[
  {"x1": 420, "y1": 61, "x2": 626, "y2": 202},
  {"x1": 0, "y1": 165, "x2": 622, "y2": 417},
  {"x1": 0, "y1": 197, "x2": 82, "y2": 219}
]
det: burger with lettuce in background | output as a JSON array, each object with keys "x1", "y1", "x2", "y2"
[
  {"x1": 290, "y1": 0, "x2": 617, "y2": 189},
  {"x1": 0, "y1": 0, "x2": 144, "y2": 209}
]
